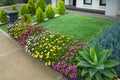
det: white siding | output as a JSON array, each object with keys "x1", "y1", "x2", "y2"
[
  {"x1": 76, "y1": 0, "x2": 106, "y2": 10},
  {"x1": 105, "y1": 0, "x2": 119, "y2": 16},
  {"x1": 52, "y1": 0, "x2": 57, "y2": 8}
]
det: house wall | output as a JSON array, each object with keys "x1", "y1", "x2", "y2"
[
  {"x1": 76, "y1": 0, "x2": 105, "y2": 10},
  {"x1": 105, "y1": 0, "x2": 119, "y2": 16}
]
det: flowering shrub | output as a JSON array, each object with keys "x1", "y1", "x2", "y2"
[
  {"x1": 8, "y1": 22, "x2": 32, "y2": 40},
  {"x1": 52, "y1": 40, "x2": 90, "y2": 78},
  {"x1": 25, "y1": 33, "x2": 73, "y2": 66},
  {"x1": 19, "y1": 26, "x2": 47, "y2": 46}
]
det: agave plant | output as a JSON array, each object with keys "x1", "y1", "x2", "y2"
[{"x1": 76, "y1": 44, "x2": 119, "y2": 80}]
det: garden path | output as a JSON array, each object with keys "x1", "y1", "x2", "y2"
[{"x1": 0, "y1": 29, "x2": 66, "y2": 80}]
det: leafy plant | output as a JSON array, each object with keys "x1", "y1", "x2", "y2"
[
  {"x1": 20, "y1": 4, "x2": 29, "y2": 16},
  {"x1": 56, "y1": 0, "x2": 66, "y2": 15},
  {"x1": 45, "y1": 4, "x2": 55, "y2": 19},
  {"x1": 0, "y1": 9, "x2": 7, "y2": 23},
  {"x1": 35, "y1": 7, "x2": 44, "y2": 22},
  {"x1": 21, "y1": 14, "x2": 31, "y2": 23},
  {"x1": 92, "y1": 21, "x2": 120, "y2": 76},
  {"x1": 35, "y1": 0, "x2": 46, "y2": 12},
  {"x1": 28, "y1": 0, "x2": 35, "y2": 15},
  {"x1": 77, "y1": 44, "x2": 119, "y2": 80}
]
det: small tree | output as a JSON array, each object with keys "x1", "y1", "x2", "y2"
[
  {"x1": 35, "y1": 0, "x2": 46, "y2": 12},
  {"x1": 28, "y1": 0, "x2": 35, "y2": 15},
  {"x1": 21, "y1": 14, "x2": 31, "y2": 23},
  {"x1": 0, "y1": 9, "x2": 7, "y2": 23},
  {"x1": 56, "y1": 0, "x2": 66, "y2": 15},
  {"x1": 12, "y1": 5, "x2": 18, "y2": 11},
  {"x1": 45, "y1": 4, "x2": 55, "y2": 19},
  {"x1": 20, "y1": 4, "x2": 29, "y2": 16},
  {"x1": 35, "y1": 7, "x2": 44, "y2": 22}
]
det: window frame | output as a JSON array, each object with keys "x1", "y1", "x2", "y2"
[
  {"x1": 100, "y1": 0, "x2": 106, "y2": 6},
  {"x1": 84, "y1": 0, "x2": 92, "y2": 5}
]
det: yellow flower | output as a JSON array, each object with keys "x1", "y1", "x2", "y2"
[
  {"x1": 35, "y1": 51, "x2": 39, "y2": 54},
  {"x1": 44, "y1": 50, "x2": 47, "y2": 52},
  {"x1": 48, "y1": 60, "x2": 51, "y2": 66},
  {"x1": 39, "y1": 54, "x2": 43, "y2": 59},
  {"x1": 46, "y1": 38, "x2": 49, "y2": 41},
  {"x1": 46, "y1": 46, "x2": 49, "y2": 49},
  {"x1": 58, "y1": 47, "x2": 62, "y2": 50},
  {"x1": 45, "y1": 62, "x2": 48, "y2": 66},
  {"x1": 41, "y1": 52, "x2": 43, "y2": 54},
  {"x1": 62, "y1": 44, "x2": 65, "y2": 46},
  {"x1": 46, "y1": 52, "x2": 50, "y2": 58},
  {"x1": 33, "y1": 54, "x2": 39, "y2": 58},
  {"x1": 14, "y1": 36, "x2": 18, "y2": 39},
  {"x1": 50, "y1": 34, "x2": 54, "y2": 38}
]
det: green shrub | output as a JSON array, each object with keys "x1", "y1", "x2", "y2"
[
  {"x1": 92, "y1": 21, "x2": 120, "y2": 76},
  {"x1": 28, "y1": 0, "x2": 35, "y2": 15},
  {"x1": 35, "y1": 0, "x2": 46, "y2": 12},
  {"x1": 0, "y1": 9, "x2": 7, "y2": 23},
  {"x1": 20, "y1": 4, "x2": 29, "y2": 16},
  {"x1": 1, "y1": 0, "x2": 15, "y2": 6},
  {"x1": 21, "y1": 14, "x2": 31, "y2": 23},
  {"x1": 56, "y1": 0, "x2": 66, "y2": 15},
  {"x1": 45, "y1": 4, "x2": 55, "y2": 19},
  {"x1": 76, "y1": 44, "x2": 119, "y2": 80},
  {"x1": 35, "y1": 7, "x2": 44, "y2": 22},
  {"x1": 12, "y1": 5, "x2": 18, "y2": 11}
]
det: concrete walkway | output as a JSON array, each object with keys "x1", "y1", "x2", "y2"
[
  {"x1": 67, "y1": 10, "x2": 120, "y2": 21},
  {"x1": 0, "y1": 29, "x2": 66, "y2": 80}
]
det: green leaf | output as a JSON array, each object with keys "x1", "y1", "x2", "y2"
[
  {"x1": 85, "y1": 75, "x2": 91, "y2": 80},
  {"x1": 77, "y1": 61, "x2": 93, "y2": 67},
  {"x1": 98, "y1": 50, "x2": 110, "y2": 63},
  {"x1": 89, "y1": 68, "x2": 97, "y2": 79},
  {"x1": 104, "y1": 60, "x2": 119, "y2": 68},
  {"x1": 96, "y1": 64, "x2": 104, "y2": 70},
  {"x1": 93, "y1": 43, "x2": 101, "y2": 57},
  {"x1": 83, "y1": 46, "x2": 89, "y2": 53},
  {"x1": 90, "y1": 47, "x2": 98, "y2": 64},
  {"x1": 80, "y1": 51, "x2": 95, "y2": 65},
  {"x1": 95, "y1": 72, "x2": 103, "y2": 80},
  {"x1": 100, "y1": 69, "x2": 115, "y2": 78},
  {"x1": 109, "y1": 68, "x2": 117, "y2": 77},
  {"x1": 81, "y1": 68, "x2": 89, "y2": 77}
]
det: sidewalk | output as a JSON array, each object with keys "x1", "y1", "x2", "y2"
[{"x1": 0, "y1": 29, "x2": 66, "y2": 80}]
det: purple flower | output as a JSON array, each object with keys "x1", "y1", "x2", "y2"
[{"x1": 70, "y1": 73, "x2": 76, "y2": 78}]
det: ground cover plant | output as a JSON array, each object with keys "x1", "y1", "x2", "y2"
[{"x1": 92, "y1": 21, "x2": 120, "y2": 77}]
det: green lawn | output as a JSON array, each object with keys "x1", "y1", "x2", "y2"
[
  {"x1": 0, "y1": 14, "x2": 114, "y2": 42},
  {"x1": 0, "y1": 24, "x2": 7, "y2": 31},
  {"x1": 38, "y1": 14, "x2": 114, "y2": 42}
]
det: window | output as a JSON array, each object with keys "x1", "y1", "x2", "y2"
[
  {"x1": 84, "y1": 0, "x2": 92, "y2": 5},
  {"x1": 100, "y1": 0, "x2": 106, "y2": 6}
]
